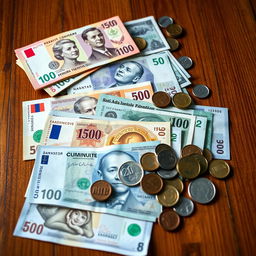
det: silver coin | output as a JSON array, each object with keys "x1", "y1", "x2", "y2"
[
  {"x1": 177, "y1": 56, "x2": 193, "y2": 70},
  {"x1": 157, "y1": 149, "x2": 177, "y2": 170},
  {"x1": 188, "y1": 177, "x2": 216, "y2": 204},
  {"x1": 192, "y1": 84, "x2": 210, "y2": 99},
  {"x1": 158, "y1": 16, "x2": 174, "y2": 28},
  {"x1": 173, "y1": 196, "x2": 194, "y2": 217},
  {"x1": 118, "y1": 161, "x2": 144, "y2": 186},
  {"x1": 157, "y1": 168, "x2": 178, "y2": 179}
]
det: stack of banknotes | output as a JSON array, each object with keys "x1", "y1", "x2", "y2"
[{"x1": 14, "y1": 16, "x2": 230, "y2": 256}]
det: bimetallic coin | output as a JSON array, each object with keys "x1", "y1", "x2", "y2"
[
  {"x1": 157, "y1": 149, "x2": 177, "y2": 170},
  {"x1": 141, "y1": 173, "x2": 163, "y2": 195},
  {"x1": 173, "y1": 196, "x2": 194, "y2": 217},
  {"x1": 155, "y1": 143, "x2": 172, "y2": 155},
  {"x1": 158, "y1": 16, "x2": 174, "y2": 28},
  {"x1": 172, "y1": 92, "x2": 192, "y2": 109},
  {"x1": 166, "y1": 38, "x2": 179, "y2": 51},
  {"x1": 152, "y1": 91, "x2": 171, "y2": 108},
  {"x1": 140, "y1": 152, "x2": 159, "y2": 171},
  {"x1": 90, "y1": 180, "x2": 112, "y2": 201},
  {"x1": 177, "y1": 56, "x2": 193, "y2": 70},
  {"x1": 156, "y1": 184, "x2": 179, "y2": 207},
  {"x1": 192, "y1": 84, "x2": 210, "y2": 99},
  {"x1": 133, "y1": 37, "x2": 147, "y2": 51},
  {"x1": 157, "y1": 168, "x2": 178, "y2": 179},
  {"x1": 189, "y1": 153, "x2": 209, "y2": 175},
  {"x1": 181, "y1": 144, "x2": 203, "y2": 157},
  {"x1": 203, "y1": 148, "x2": 213, "y2": 162},
  {"x1": 118, "y1": 161, "x2": 144, "y2": 186},
  {"x1": 159, "y1": 210, "x2": 180, "y2": 231},
  {"x1": 209, "y1": 160, "x2": 230, "y2": 179},
  {"x1": 166, "y1": 24, "x2": 183, "y2": 37},
  {"x1": 176, "y1": 156, "x2": 201, "y2": 179},
  {"x1": 164, "y1": 177, "x2": 184, "y2": 193},
  {"x1": 188, "y1": 177, "x2": 216, "y2": 204}
]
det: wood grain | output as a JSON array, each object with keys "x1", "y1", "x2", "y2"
[{"x1": 0, "y1": 0, "x2": 255, "y2": 255}]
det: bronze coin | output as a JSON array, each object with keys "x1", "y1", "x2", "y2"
[
  {"x1": 133, "y1": 37, "x2": 147, "y2": 51},
  {"x1": 141, "y1": 173, "x2": 163, "y2": 195},
  {"x1": 158, "y1": 210, "x2": 181, "y2": 231},
  {"x1": 164, "y1": 177, "x2": 184, "y2": 193},
  {"x1": 140, "y1": 152, "x2": 159, "y2": 171},
  {"x1": 189, "y1": 153, "x2": 209, "y2": 175},
  {"x1": 90, "y1": 180, "x2": 112, "y2": 201},
  {"x1": 209, "y1": 160, "x2": 230, "y2": 179},
  {"x1": 156, "y1": 184, "x2": 179, "y2": 207},
  {"x1": 181, "y1": 144, "x2": 203, "y2": 157},
  {"x1": 166, "y1": 37, "x2": 179, "y2": 51},
  {"x1": 152, "y1": 91, "x2": 171, "y2": 108},
  {"x1": 176, "y1": 156, "x2": 201, "y2": 179},
  {"x1": 172, "y1": 92, "x2": 192, "y2": 109},
  {"x1": 166, "y1": 24, "x2": 183, "y2": 38},
  {"x1": 203, "y1": 148, "x2": 213, "y2": 162},
  {"x1": 155, "y1": 143, "x2": 172, "y2": 155}
]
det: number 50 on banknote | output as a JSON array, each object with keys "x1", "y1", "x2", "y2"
[{"x1": 15, "y1": 16, "x2": 140, "y2": 90}]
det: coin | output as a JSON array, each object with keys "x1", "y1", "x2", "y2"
[
  {"x1": 141, "y1": 173, "x2": 163, "y2": 195},
  {"x1": 118, "y1": 161, "x2": 144, "y2": 186},
  {"x1": 90, "y1": 180, "x2": 112, "y2": 201},
  {"x1": 152, "y1": 91, "x2": 171, "y2": 108},
  {"x1": 157, "y1": 149, "x2": 177, "y2": 170},
  {"x1": 164, "y1": 177, "x2": 184, "y2": 193},
  {"x1": 209, "y1": 160, "x2": 230, "y2": 179},
  {"x1": 177, "y1": 56, "x2": 193, "y2": 70},
  {"x1": 189, "y1": 153, "x2": 208, "y2": 175},
  {"x1": 156, "y1": 184, "x2": 179, "y2": 207},
  {"x1": 159, "y1": 210, "x2": 180, "y2": 231},
  {"x1": 158, "y1": 16, "x2": 174, "y2": 28},
  {"x1": 166, "y1": 24, "x2": 183, "y2": 37},
  {"x1": 166, "y1": 38, "x2": 179, "y2": 51},
  {"x1": 181, "y1": 144, "x2": 203, "y2": 157},
  {"x1": 188, "y1": 177, "x2": 216, "y2": 204},
  {"x1": 155, "y1": 143, "x2": 173, "y2": 155},
  {"x1": 172, "y1": 92, "x2": 192, "y2": 109},
  {"x1": 192, "y1": 84, "x2": 210, "y2": 99},
  {"x1": 133, "y1": 37, "x2": 147, "y2": 51},
  {"x1": 173, "y1": 196, "x2": 195, "y2": 217},
  {"x1": 157, "y1": 167, "x2": 178, "y2": 179},
  {"x1": 176, "y1": 156, "x2": 201, "y2": 179},
  {"x1": 140, "y1": 152, "x2": 159, "y2": 171},
  {"x1": 203, "y1": 148, "x2": 213, "y2": 162}
]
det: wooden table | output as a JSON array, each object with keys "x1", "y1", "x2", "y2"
[{"x1": 0, "y1": 0, "x2": 255, "y2": 255}]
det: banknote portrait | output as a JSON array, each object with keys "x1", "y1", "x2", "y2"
[
  {"x1": 81, "y1": 28, "x2": 117, "y2": 63},
  {"x1": 52, "y1": 39, "x2": 87, "y2": 71},
  {"x1": 37, "y1": 205, "x2": 94, "y2": 237},
  {"x1": 73, "y1": 96, "x2": 98, "y2": 115}
]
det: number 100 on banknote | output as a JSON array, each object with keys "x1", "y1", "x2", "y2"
[{"x1": 15, "y1": 16, "x2": 140, "y2": 90}]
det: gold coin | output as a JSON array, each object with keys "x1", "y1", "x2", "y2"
[
  {"x1": 181, "y1": 144, "x2": 203, "y2": 157},
  {"x1": 176, "y1": 156, "x2": 201, "y2": 179},
  {"x1": 189, "y1": 153, "x2": 208, "y2": 175},
  {"x1": 133, "y1": 37, "x2": 147, "y2": 51},
  {"x1": 203, "y1": 148, "x2": 213, "y2": 162},
  {"x1": 166, "y1": 24, "x2": 183, "y2": 38},
  {"x1": 209, "y1": 160, "x2": 230, "y2": 179},
  {"x1": 156, "y1": 184, "x2": 179, "y2": 207},
  {"x1": 140, "y1": 152, "x2": 159, "y2": 171},
  {"x1": 172, "y1": 92, "x2": 192, "y2": 109},
  {"x1": 166, "y1": 38, "x2": 179, "y2": 51},
  {"x1": 164, "y1": 177, "x2": 184, "y2": 193}
]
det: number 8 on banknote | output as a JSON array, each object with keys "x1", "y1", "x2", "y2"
[{"x1": 15, "y1": 16, "x2": 140, "y2": 90}]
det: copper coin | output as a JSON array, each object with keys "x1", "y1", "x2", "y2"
[
  {"x1": 141, "y1": 173, "x2": 163, "y2": 195},
  {"x1": 159, "y1": 210, "x2": 181, "y2": 231},
  {"x1": 152, "y1": 91, "x2": 171, "y2": 108},
  {"x1": 155, "y1": 143, "x2": 172, "y2": 155},
  {"x1": 133, "y1": 37, "x2": 147, "y2": 51},
  {"x1": 140, "y1": 152, "x2": 159, "y2": 171},
  {"x1": 166, "y1": 37, "x2": 179, "y2": 51},
  {"x1": 203, "y1": 148, "x2": 213, "y2": 162},
  {"x1": 172, "y1": 92, "x2": 192, "y2": 109},
  {"x1": 166, "y1": 24, "x2": 183, "y2": 38},
  {"x1": 90, "y1": 180, "x2": 112, "y2": 201},
  {"x1": 181, "y1": 144, "x2": 203, "y2": 157},
  {"x1": 209, "y1": 160, "x2": 230, "y2": 179}
]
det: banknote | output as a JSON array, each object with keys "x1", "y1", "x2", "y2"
[
  {"x1": 96, "y1": 94, "x2": 196, "y2": 147},
  {"x1": 15, "y1": 16, "x2": 140, "y2": 90},
  {"x1": 14, "y1": 201, "x2": 152, "y2": 256},
  {"x1": 192, "y1": 105, "x2": 230, "y2": 159},
  {"x1": 67, "y1": 51, "x2": 182, "y2": 96},
  {"x1": 40, "y1": 113, "x2": 171, "y2": 147},
  {"x1": 27, "y1": 141, "x2": 162, "y2": 221},
  {"x1": 22, "y1": 83, "x2": 154, "y2": 160},
  {"x1": 125, "y1": 16, "x2": 170, "y2": 55},
  {"x1": 172, "y1": 127, "x2": 182, "y2": 156}
]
